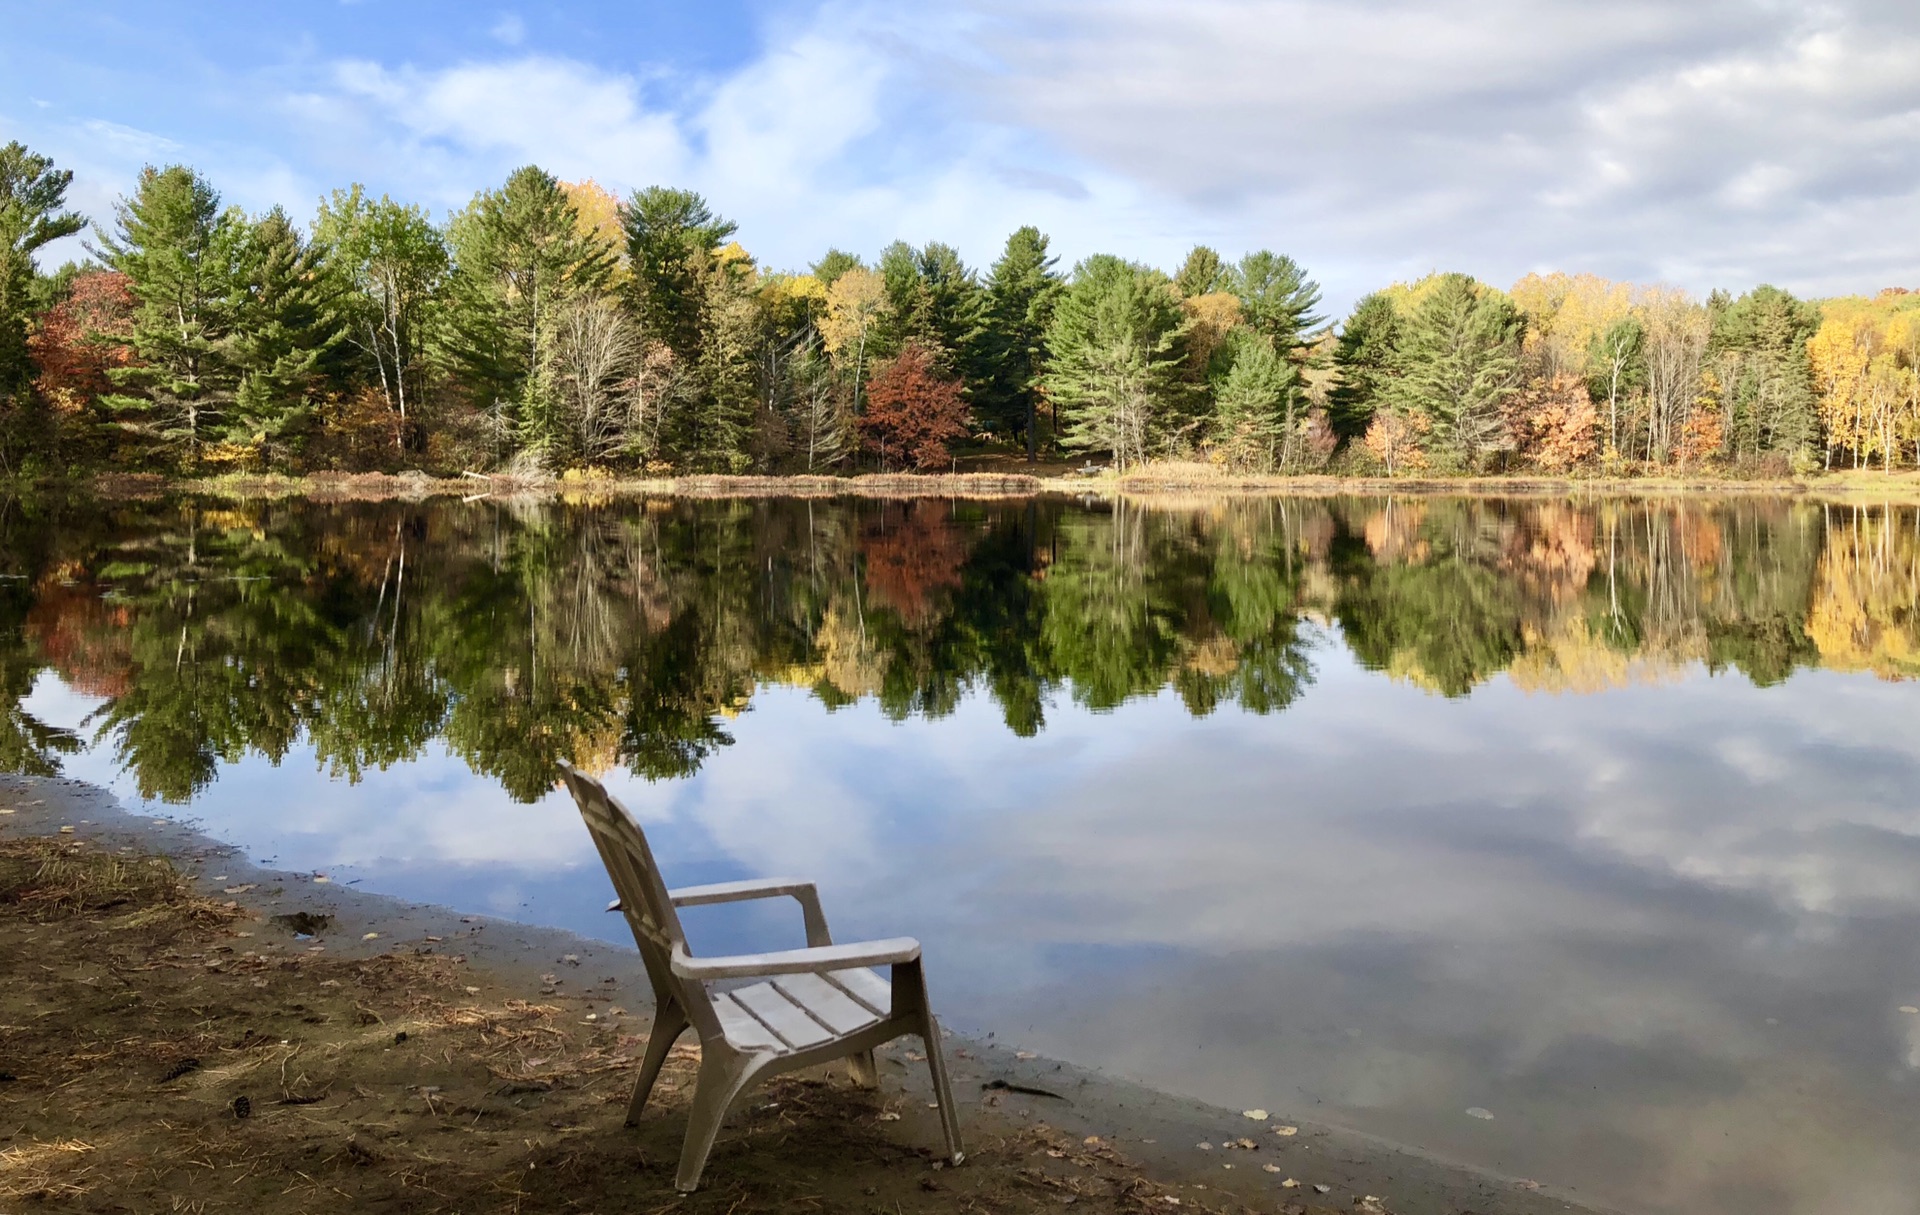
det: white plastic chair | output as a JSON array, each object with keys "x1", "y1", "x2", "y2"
[{"x1": 556, "y1": 761, "x2": 964, "y2": 1191}]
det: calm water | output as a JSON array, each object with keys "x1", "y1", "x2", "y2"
[{"x1": 4, "y1": 492, "x2": 1920, "y2": 1214}]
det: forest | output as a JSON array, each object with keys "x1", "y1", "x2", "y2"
[{"x1": 3, "y1": 139, "x2": 1920, "y2": 481}]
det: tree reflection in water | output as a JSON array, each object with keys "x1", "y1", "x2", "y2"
[{"x1": 0, "y1": 492, "x2": 1912, "y2": 802}]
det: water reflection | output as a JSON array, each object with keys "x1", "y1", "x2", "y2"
[{"x1": 3, "y1": 491, "x2": 1920, "y2": 1215}]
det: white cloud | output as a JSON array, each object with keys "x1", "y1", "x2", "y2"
[{"x1": 489, "y1": 14, "x2": 527, "y2": 47}]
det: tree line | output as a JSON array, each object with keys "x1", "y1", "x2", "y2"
[{"x1": 2, "y1": 140, "x2": 1917, "y2": 480}]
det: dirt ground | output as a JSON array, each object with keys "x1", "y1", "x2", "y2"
[
  {"x1": 0, "y1": 775, "x2": 1607, "y2": 1215},
  {"x1": 0, "y1": 832, "x2": 1430, "y2": 1215}
]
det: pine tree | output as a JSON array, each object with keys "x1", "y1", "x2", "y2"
[
  {"x1": 624, "y1": 187, "x2": 736, "y2": 361},
  {"x1": 1381, "y1": 273, "x2": 1523, "y2": 469},
  {"x1": 975, "y1": 227, "x2": 1063, "y2": 457},
  {"x1": 221, "y1": 207, "x2": 346, "y2": 466},
  {"x1": 0, "y1": 141, "x2": 87, "y2": 470},
  {"x1": 1211, "y1": 330, "x2": 1301, "y2": 470},
  {"x1": 442, "y1": 165, "x2": 616, "y2": 463},
  {"x1": 96, "y1": 165, "x2": 243, "y2": 469},
  {"x1": 1329, "y1": 292, "x2": 1399, "y2": 439},
  {"x1": 1226, "y1": 251, "x2": 1324, "y2": 355},
  {"x1": 1044, "y1": 256, "x2": 1191, "y2": 469},
  {"x1": 1173, "y1": 246, "x2": 1227, "y2": 298}
]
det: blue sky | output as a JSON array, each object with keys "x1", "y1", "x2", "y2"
[{"x1": 5, "y1": 1, "x2": 1920, "y2": 311}]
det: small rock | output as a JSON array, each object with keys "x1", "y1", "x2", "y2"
[{"x1": 231, "y1": 1095, "x2": 252, "y2": 1119}]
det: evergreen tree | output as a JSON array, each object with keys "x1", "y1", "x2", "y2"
[
  {"x1": 442, "y1": 165, "x2": 616, "y2": 462},
  {"x1": 1227, "y1": 251, "x2": 1324, "y2": 354},
  {"x1": 1044, "y1": 255, "x2": 1191, "y2": 469},
  {"x1": 1382, "y1": 273, "x2": 1523, "y2": 469},
  {"x1": 974, "y1": 226, "x2": 1063, "y2": 457},
  {"x1": 624, "y1": 186, "x2": 736, "y2": 360},
  {"x1": 809, "y1": 248, "x2": 863, "y2": 290},
  {"x1": 1711, "y1": 285, "x2": 1821, "y2": 460},
  {"x1": 1211, "y1": 329, "x2": 1301, "y2": 469},
  {"x1": 0, "y1": 141, "x2": 87, "y2": 470},
  {"x1": 95, "y1": 164, "x2": 243, "y2": 469},
  {"x1": 687, "y1": 264, "x2": 760, "y2": 472},
  {"x1": 221, "y1": 207, "x2": 346, "y2": 466},
  {"x1": 1173, "y1": 245, "x2": 1227, "y2": 298},
  {"x1": 1329, "y1": 292, "x2": 1399, "y2": 440},
  {"x1": 874, "y1": 241, "x2": 983, "y2": 374}
]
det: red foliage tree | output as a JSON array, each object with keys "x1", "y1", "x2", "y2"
[
  {"x1": 29, "y1": 271, "x2": 135, "y2": 410},
  {"x1": 857, "y1": 343, "x2": 969, "y2": 471}
]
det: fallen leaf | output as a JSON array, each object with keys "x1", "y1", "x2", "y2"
[
  {"x1": 1196, "y1": 1142, "x2": 1213, "y2": 1151},
  {"x1": 877, "y1": 1112, "x2": 902, "y2": 1122},
  {"x1": 210, "y1": 876, "x2": 227, "y2": 883},
  {"x1": 1015, "y1": 1050, "x2": 1037, "y2": 1060},
  {"x1": 464, "y1": 986, "x2": 481, "y2": 995},
  {"x1": 1273, "y1": 1125, "x2": 1298, "y2": 1136},
  {"x1": 1465, "y1": 1107, "x2": 1495, "y2": 1121},
  {"x1": 58, "y1": 826, "x2": 74, "y2": 834},
  {"x1": 1243, "y1": 1108, "x2": 1269, "y2": 1121},
  {"x1": 0, "y1": 808, "x2": 14, "y2": 815},
  {"x1": 223, "y1": 884, "x2": 257, "y2": 895},
  {"x1": 1280, "y1": 1178, "x2": 1299, "y2": 1188},
  {"x1": 362, "y1": 933, "x2": 380, "y2": 941},
  {"x1": 1083, "y1": 1136, "x2": 1103, "y2": 1147},
  {"x1": 312, "y1": 875, "x2": 330, "y2": 884},
  {"x1": 1900, "y1": 1006, "x2": 1919, "y2": 1015},
  {"x1": 1313, "y1": 1184, "x2": 1331, "y2": 1194}
]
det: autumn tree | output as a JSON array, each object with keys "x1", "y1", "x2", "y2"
[
  {"x1": 819, "y1": 266, "x2": 888, "y2": 416},
  {"x1": 26, "y1": 270, "x2": 134, "y2": 464},
  {"x1": 858, "y1": 342, "x2": 968, "y2": 470},
  {"x1": 1044, "y1": 255, "x2": 1191, "y2": 469},
  {"x1": 1510, "y1": 373, "x2": 1598, "y2": 471}
]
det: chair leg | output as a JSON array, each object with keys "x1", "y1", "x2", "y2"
[
  {"x1": 676, "y1": 1052, "x2": 761, "y2": 1193},
  {"x1": 627, "y1": 1000, "x2": 689, "y2": 1126},
  {"x1": 846, "y1": 1049, "x2": 878, "y2": 1088},
  {"x1": 920, "y1": 1015, "x2": 965, "y2": 1165}
]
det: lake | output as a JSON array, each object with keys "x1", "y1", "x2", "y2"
[{"x1": 3, "y1": 490, "x2": 1918, "y2": 1215}]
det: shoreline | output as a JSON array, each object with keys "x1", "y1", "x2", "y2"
[
  {"x1": 0, "y1": 771, "x2": 1609, "y2": 1215},
  {"x1": 13, "y1": 466, "x2": 1918, "y2": 504}
]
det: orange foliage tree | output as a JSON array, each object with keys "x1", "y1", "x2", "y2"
[
  {"x1": 1511, "y1": 374, "x2": 1598, "y2": 472},
  {"x1": 29, "y1": 271, "x2": 135, "y2": 409},
  {"x1": 857, "y1": 342, "x2": 969, "y2": 471}
]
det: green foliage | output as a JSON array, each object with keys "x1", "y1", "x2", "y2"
[
  {"x1": 1227, "y1": 250, "x2": 1324, "y2": 352},
  {"x1": 221, "y1": 208, "x2": 347, "y2": 464},
  {"x1": 1173, "y1": 246, "x2": 1227, "y2": 298},
  {"x1": 1329, "y1": 292, "x2": 1399, "y2": 440},
  {"x1": 314, "y1": 186, "x2": 448, "y2": 448},
  {"x1": 875, "y1": 241, "x2": 983, "y2": 376},
  {"x1": 1211, "y1": 330, "x2": 1301, "y2": 470},
  {"x1": 973, "y1": 226, "x2": 1063, "y2": 452},
  {"x1": 0, "y1": 142, "x2": 86, "y2": 422},
  {"x1": 624, "y1": 186, "x2": 736, "y2": 359},
  {"x1": 95, "y1": 165, "x2": 245, "y2": 468},
  {"x1": 810, "y1": 248, "x2": 863, "y2": 289},
  {"x1": 1382, "y1": 273, "x2": 1523, "y2": 469},
  {"x1": 441, "y1": 165, "x2": 617, "y2": 462},
  {"x1": 1710, "y1": 284, "x2": 1821, "y2": 459},
  {"x1": 1044, "y1": 256, "x2": 1191, "y2": 468}
]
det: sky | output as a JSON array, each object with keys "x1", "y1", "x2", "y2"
[{"x1": 3, "y1": 0, "x2": 1919, "y2": 313}]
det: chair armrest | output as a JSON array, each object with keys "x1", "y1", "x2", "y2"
[
  {"x1": 668, "y1": 878, "x2": 817, "y2": 907},
  {"x1": 667, "y1": 877, "x2": 833, "y2": 947},
  {"x1": 670, "y1": 937, "x2": 920, "y2": 981}
]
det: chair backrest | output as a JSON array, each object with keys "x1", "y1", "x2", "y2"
[{"x1": 555, "y1": 761, "x2": 697, "y2": 1019}]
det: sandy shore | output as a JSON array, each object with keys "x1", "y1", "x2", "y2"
[{"x1": 0, "y1": 772, "x2": 1611, "y2": 1214}]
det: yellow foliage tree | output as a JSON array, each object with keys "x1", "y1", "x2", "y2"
[{"x1": 560, "y1": 179, "x2": 627, "y2": 285}]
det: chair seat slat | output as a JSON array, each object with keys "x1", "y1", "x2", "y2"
[
  {"x1": 731, "y1": 982, "x2": 837, "y2": 1050},
  {"x1": 825, "y1": 967, "x2": 892, "y2": 1017},
  {"x1": 773, "y1": 973, "x2": 884, "y2": 1035}
]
